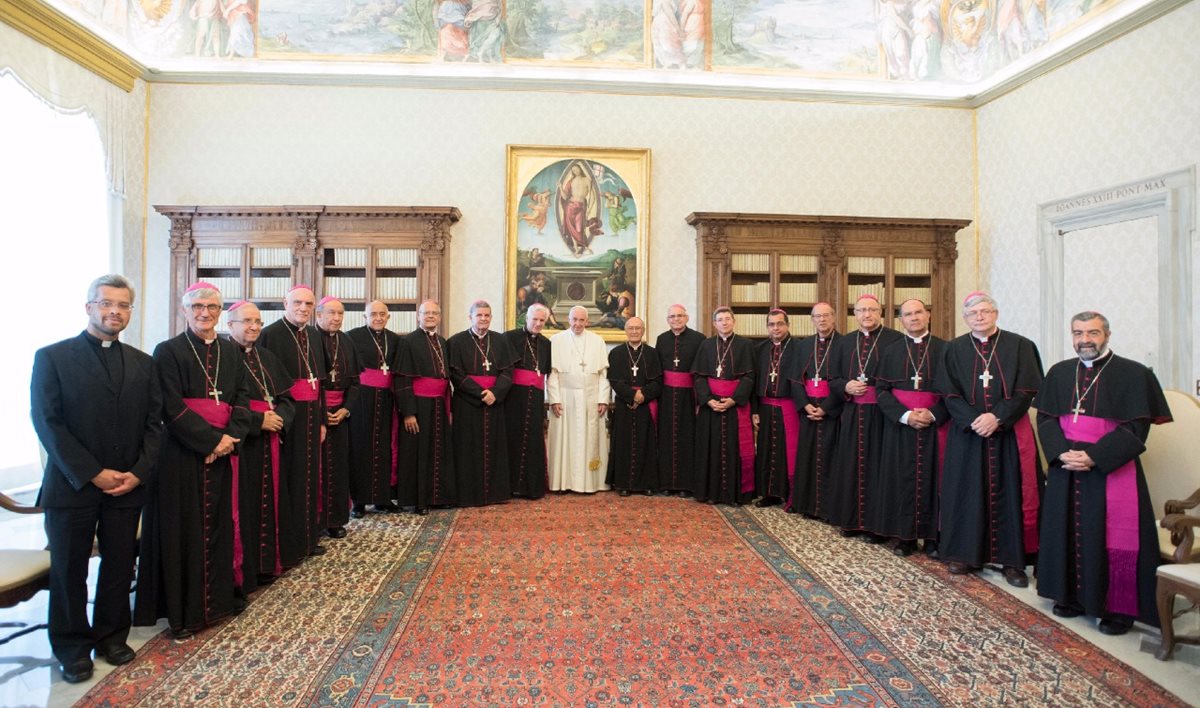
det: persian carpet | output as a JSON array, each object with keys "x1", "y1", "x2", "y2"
[{"x1": 81, "y1": 495, "x2": 1187, "y2": 706}]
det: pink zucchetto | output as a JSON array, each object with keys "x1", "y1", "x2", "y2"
[
  {"x1": 317, "y1": 295, "x2": 341, "y2": 309},
  {"x1": 963, "y1": 290, "x2": 989, "y2": 306},
  {"x1": 186, "y1": 281, "x2": 219, "y2": 294},
  {"x1": 287, "y1": 284, "x2": 314, "y2": 295},
  {"x1": 226, "y1": 300, "x2": 252, "y2": 313},
  {"x1": 855, "y1": 294, "x2": 879, "y2": 303}
]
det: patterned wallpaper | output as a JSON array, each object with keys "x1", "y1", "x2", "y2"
[
  {"x1": 977, "y1": 0, "x2": 1198, "y2": 381},
  {"x1": 143, "y1": 85, "x2": 975, "y2": 344}
]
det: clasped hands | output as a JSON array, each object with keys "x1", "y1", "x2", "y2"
[
  {"x1": 91, "y1": 468, "x2": 142, "y2": 496},
  {"x1": 707, "y1": 396, "x2": 736, "y2": 412},
  {"x1": 906, "y1": 407, "x2": 935, "y2": 430},
  {"x1": 260, "y1": 409, "x2": 284, "y2": 433},
  {"x1": 804, "y1": 403, "x2": 825, "y2": 421},
  {"x1": 1059, "y1": 449, "x2": 1096, "y2": 471},
  {"x1": 970, "y1": 412, "x2": 1000, "y2": 438},
  {"x1": 204, "y1": 433, "x2": 241, "y2": 465},
  {"x1": 326, "y1": 407, "x2": 350, "y2": 426}
]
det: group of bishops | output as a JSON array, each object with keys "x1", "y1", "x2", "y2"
[{"x1": 32, "y1": 275, "x2": 1173, "y2": 684}]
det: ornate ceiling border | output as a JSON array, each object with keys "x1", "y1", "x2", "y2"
[{"x1": 0, "y1": 0, "x2": 142, "y2": 91}]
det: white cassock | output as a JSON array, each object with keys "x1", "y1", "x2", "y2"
[{"x1": 546, "y1": 329, "x2": 611, "y2": 492}]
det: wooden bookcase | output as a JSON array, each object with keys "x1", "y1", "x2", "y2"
[
  {"x1": 688, "y1": 213, "x2": 969, "y2": 339},
  {"x1": 158, "y1": 205, "x2": 460, "y2": 337}
]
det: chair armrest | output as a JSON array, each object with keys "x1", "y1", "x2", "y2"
[
  {"x1": 0, "y1": 492, "x2": 42, "y2": 515},
  {"x1": 1161, "y1": 514, "x2": 1199, "y2": 563},
  {"x1": 1164, "y1": 488, "x2": 1200, "y2": 515}
]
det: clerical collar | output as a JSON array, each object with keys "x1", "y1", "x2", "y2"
[
  {"x1": 718, "y1": 333, "x2": 733, "y2": 342},
  {"x1": 859, "y1": 326, "x2": 881, "y2": 337},
  {"x1": 84, "y1": 331, "x2": 119, "y2": 348},
  {"x1": 425, "y1": 328, "x2": 437, "y2": 336},
  {"x1": 908, "y1": 332, "x2": 928, "y2": 344},
  {"x1": 471, "y1": 328, "x2": 487, "y2": 339},
  {"x1": 972, "y1": 327, "x2": 999, "y2": 343},
  {"x1": 628, "y1": 342, "x2": 642, "y2": 350},
  {"x1": 188, "y1": 328, "x2": 217, "y2": 346},
  {"x1": 773, "y1": 335, "x2": 789, "y2": 346},
  {"x1": 284, "y1": 318, "x2": 305, "y2": 332},
  {"x1": 1080, "y1": 349, "x2": 1112, "y2": 369},
  {"x1": 243, "y1": 345, "x2": 254, "y2": 353}
]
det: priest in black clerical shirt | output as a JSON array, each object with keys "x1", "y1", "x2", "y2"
[
  {"x1": 655, "y1": 305, "x2": 705, "y2": 496},
  {"x1": 692, "y1": 306, "x2": 756, "y2": 505},
  {"x1": 607, "y1": 317, "x2": 662, "y2": 495},
  {"x1": 32, "y1": 274, "x2": 162, "y2": 683},
  {"x1": 1034, "y1": 311, "x2": 1171, "y2": 635}
]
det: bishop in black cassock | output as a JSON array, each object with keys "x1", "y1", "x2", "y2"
[
  {"x1": 256, "y1": 285, "x2": 328, "y2": 565},
  {"x1": 503, "y1": 310, "x2": 552, "y2": 500},
  {"x1": 227, "y1": 302, "x2": 295, "y2": 593},
  {"x1": 607, "y1": 318, "x2": 662, "y2": 495},
  {"x1": 348, "y1": 303, "x2": 406, "y2": 515},
  {"x1": 825, "y1": 296, "x2": 902, "y2": 535},
  {"x1": 655, "y1": 307, "x2": 705, "y2": 495},
  {"x1": 448, "y1": 303, "x2": 516, "y2": 507},
  {"x1": 136, "y1": 285, "x2": 251, "y2": 637},
  {"x1": 1034, "y1": 314, "x2": 1171, "y2": 633},
  {"x1": 692, "y1": 309, "x2": 756, "y2": 505},
  {"x1": 936, "y1": 293, "x2": 1043, "y2": 585},
  {"x1": 317, "y1": 298, "x2": 361, "y2": 536},
  {"x1": 870, "y1": 303, "x2": 949, "y2": 555},
  {"x1": 787, "y1": 304, "x2": 840, "y2": 519},
  {"x1": 753, "y1": 310, "x2": 801, "y2": 507},
  {"x1": 398, "y1": 303, "x2": 456, "y2": 512}
]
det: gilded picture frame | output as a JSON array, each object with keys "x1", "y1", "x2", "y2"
[{"x1": 505, "y1": 145, "x2": 650, "y2": 343}]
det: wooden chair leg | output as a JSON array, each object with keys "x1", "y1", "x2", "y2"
[{"x1": 1155, "y1": 583, "x2": 1177, "y2": 661}]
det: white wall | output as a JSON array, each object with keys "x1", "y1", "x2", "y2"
[
  {"x1": 977, "y1": 1, "x2": 1199, "y2": 387},
  {"x1": 143, "y1": 84, "x2": 975, "y2": 344}
]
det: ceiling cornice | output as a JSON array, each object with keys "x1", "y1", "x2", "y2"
[{"x1": 0, "y1": 0, "x2": 143, "y2": 92}]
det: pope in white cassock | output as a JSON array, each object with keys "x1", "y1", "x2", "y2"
[{"x1": 547, "y1": 306, "x2": 611, "y2": 492}]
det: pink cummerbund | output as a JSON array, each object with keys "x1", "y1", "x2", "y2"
[
  {"x1": 249, "y1": 399, "x2": 273, "y2": 414},
  {"x1": 804, "y1": 379, "x2": 831, "y2": 398},
  {"x1": 326, "y1": 389, "x2": 346, "y2": 408},
  {"x1": 412, "y1": 377, "x2": 449, "y2": 398},
  {"x1": 289, "y1": 379, "x2": 320, "y2": 402},
  {"x1": 892, "y1": 389, "x2": 940, "y2": 410},
  {"x1": 183, "y1": 397, "x2": 231, "y2": 428},
  {"x1": 469, "y1": 375, "x2": 498, "y2": 389},
  {"x1": 359, "y1": 368, "x2": 393, "y2": 389},
  {"x1": 513, "y1": 368, "x2": 544, "y2": 390},
  {"x1": 854, "y1": 385, "x2": 878, "y2": 404},
  {"x1": 663, "y1": 371, "x2": 695, "y2": 388}
]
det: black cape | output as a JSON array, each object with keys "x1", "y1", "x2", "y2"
[
  {"x1": 320, "y1": 327, "x2": 361, "y2": 530},
  {"x1": 347, "y1": 326, "x2": 406, "y2": 508},
  {"x1": 655, "y1": 327, "x2": 705, "y2": 493},
  {"x1": 607, "y1": 343, "x2": 662, "y2": 492},
  {"x1": 692, "y1": 334, "x2": 755, "y2": 504},
  {"x1": 448, "y1": 329, "x2": 517, "y2": 506},
  {"x1": 786, "y1": 331, "x2": 841, "y2": 518},
  {"x1": 397, "y1": 329, "x2": 455, "y2": 509},
  {"x1": 754, "y1": 336, "x2": 801, "y2": 501},
  {"x1": 502, "y1": 327, "x2": 552, "y2": 499}
]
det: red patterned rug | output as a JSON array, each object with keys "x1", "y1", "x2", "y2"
[{"x1": 81, "y1": 495, "x2": 1187, "y2": 706}]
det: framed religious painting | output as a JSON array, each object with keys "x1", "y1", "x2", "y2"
[{"x1": 505, "y1": 145, "x2": 650, "y2": 343}]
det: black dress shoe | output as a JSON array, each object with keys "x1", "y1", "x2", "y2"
[
  {"x1": 755, "y1": 497, "x2": 781, "y2": 508},
  {"x1": 861, "y1": 534, "x2": 885, "y2": 544},
  {"x1": 97, "y1": 642, "x2": 136, "y2": 666},
  {"x1": 257, "y1": 573, "x2": 277, "y2": 586},
  {"x1": 1002, "y1": 566, "x2": 1029, "y2": 588},
  {"x1": 170, "y1": 626, "x2": 194, "y2": 640},
  {"x1": 350, "y1": 505, "x2": 366, "y2": 519},
  {"x1": 327, "y1": 527, "x2": 347, "y2": 539},
  {"x1": 1098, "y1": 614, "x2": 1134, "y2": 635},
  {"x1": 947, "y1": 561, "x2": 976, "y2": 575},
  {"x1": 415, "y1": 507, "x2": 429, "y2": 516},
  {"x1": 231, "y1": 596, "x2": 248, "y2": 614},
  {"x1": 893, "y1": 540, "x2": 917, "y2": 557},
  {"x1": 839, "y1": 529, "x2": 861, "y2": 538},
  {"x1": 1052, "y1": 603, "x2": 1084, "y2": 618},
  {"x1": 310, "y1": 545, "x2": 327, "y2": 556},
  {"x1": 643, "y1": 489, "x2": 654, "y2": 496},
  {"x1": 61, "y1": 658, "x2": 94, "y2": 683},
  {"x1": 923, "y1": 541, "x2": 939, "y2": 558},
  {"x1": 376, "y1": 502, "x2": 400, "y2": 513},
  {"x1": 619, "y1": 490, "x2": 631, "y2": 497}
]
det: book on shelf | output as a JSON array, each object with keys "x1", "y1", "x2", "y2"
[
  {"x1": 779, "y1": 254, "x2": 818, "y2": 273},
  {"x1": 329, "y1": 248, "x2": 368, "y2": 268},
  {"x1": 197, "y1": 247, "x2": 241, "y2": 268},
  {"x1": 341, "y1": 311, "x2": 366, "y2": 332},
  {"x1": 251, "y1": 277, "x2": 289, "y2": 300},
  {"x1": 375, "y1": 277, "x2": 419, "y2": 301},
  {"x1": 731, "y1": 253, "x2": 769, "y2": 272},
  {"x1": 251, "y1": 247, "x2": 292, "y2": 268},
  {"x1": 846, "y1": 256, "x2": 885, "y2": 274},
  {"x1": 261, "y1": 310, "x2": 284, "y2": 326},
  {"x1": 848, "y1": 282, "x2": 885, "y2": 301},
  {"x1": 894, "y1": 257, "x2": 931, "y2": 276},
  {"x1": 200, "y1": 276, "x2": 241, "y2": 299},
  {"x1": 378, "y1": 248, "x2": 419, "y2": 268},
  {"x1": 792, "y1": 319, "x2": 816, "y2": 337},
  {"x1": 779, "y1": 282, "x2": 817, "y2": 303},
  {"x1": 388, "y1": 311, "x2": 418, "y2": 333},
  {"x1": 323, "y1": 277, "x2": 366, "y2": 300}
]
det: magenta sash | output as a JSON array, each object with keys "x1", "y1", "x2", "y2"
[
  {"x1": 893, "y1": 389, "x2": 949, "y2": 474},
  {"x1": 359, "y1": 368, "x2": 393, "y2": 388},
  {"x1": 805, "y1": 378, "x2": 831, "y2": 398},
  {"x1": 390, "y1": 412, "x2": 399, "y2": 486},
  {"x1": 760, "y1": 397, "x2": 799, "y2": 483},
  {"x1": 183, "y1": 397, "x2": 232, "y2": 428},
  {"x1": 513, "y1": 368, "x2": 545, "y2": 390},
  {"x1": 469, "y1": 375, "x2": 498, "y2": 390},
  {"x1": 632, "y1": 386, "x2": 659, "y2": 426},
  {"x1": 326, "y1": 389, "x2": 346, "y2": 409},
  {"x1": 412, "y1": 376, "x2": 449, "y2": 397},
  {"x1": 1059, "y1": 414, "x2": 1140, "y2": 616},
  {"x1": 708, "y1": 378, "x2": 755, "y2": 494},
  {"x1": 663, "y1": 371, "x2": 694, "y2": 388},
  {"x1": 853, "y1": 385, "x2": 878, "y2": 404},
  {"x1": 1013, "y1": 415, "x2": 1041, "y2": 554},
  {"x1": 289, "y1": 379, "x2": 320, "y2": 402}
]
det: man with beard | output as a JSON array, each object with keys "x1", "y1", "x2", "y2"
[
  {"x1": 787, "y1": 302, "x2": 840, "y2": 518},
  {"x1": 936, "y1": 292, "x2": 1043, "y2": 587},
  {"x1": 692, "y1": 307, "x2": 755, "y2": 505},
  {"x1": 397, "y1": 300, "x2": 455, "y2": 513},
  {"x1": 315, "y1": 296, "x2": 360, "y2": 538},
  {"x1": 227, "y1": 300, "x2": 294, "y2": 593},
  {"x1": 607, "y1": 317, "x2": 661, "y2": 496},
  {"x1": 655, "y1": 304, "x2": 704, "y2": 496},
  {"x1": 448, "y1": 300, "x2": 515, "y2": 506},
  {"x1": 870, "y1": 299, "x2": 948, "y2": 556},
  {"x1": 135, "y1": 282, "x2": 250, "y2": 638},
  {"x1": 32, "y1": 274, "x2": 161, "y2": 682},
  {"x1": 256, "y1": 285, "x2": 328, "y2": 563},
  {"x1": 1035, "y1": 312, "x2": 1171, "y2": 635},
  {"x1": 826, "y1": 295, "x2": 902, "y2": 538},
  {"x1": 348, "y1": 300, "x2": 405, "y2": 516},
  {"x1": 503, "y1": 303, "x2": 552, "y2": 499},
  {"x1": 753, "y1": 309, "x2": 800, "y2": 508}
]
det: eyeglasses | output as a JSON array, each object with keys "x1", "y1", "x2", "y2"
[
  {"x1": 91, "y1": 300, "x2": 133, "y2": 312},
  {"x1": 189, "y1": 303, "x2": 222, "y2": 314},
  {"x1": 229, "y1": 319, "x2": 264, "y2": 326},
  {"x1": 964, "y1": 308, "x2": 997, "y2": 318},
  {"x1": 853, "y1": 307, "x2": 882, "y2": 314}
]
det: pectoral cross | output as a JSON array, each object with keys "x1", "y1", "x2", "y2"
[
  {"x1": 1071, "y1": 402, "x2": 1085, "y2": 423},
  {"x1": 857, "y1": 373, "x2": 869, "y2": 383},
  {"x1": 264, "y1": 393, "x2": 274, "y2": 409},
  {"x1": 381, "y1": 362, "x2": 389, "y2": 374},
  {"x1": 812, "y1": 373, "x2": 822, "y2": 384},
  {"x1": 673, "y1": 356, "x2": 680, "y2": 368},
  {"x1": 769, "y1": 370, "x2": 778, "y2": 383},
  {"x1": 210, "y1": 388, "x2": 223, "y2": 404},
  {"x1": 979, "y1": 370, "x2": 993, "y2": 388},
  {"x1": 330, "y1": 369, "x2": 338, "y2": 383},
  {"x1": 482, "y1": 359, "x2": 492, "y2": 372},
  {"x1": 631, "y1": 364, "x2": 639, "y2": 377},
  {"x1": 307, "y1": 373, "x2": 318, "y2": 390},
  {"x1": 716, "y1": 364, "x2": 723, "y2": 378},
  {"x1": 911, "y1": 371, "x2": 922, "y2": 389}
]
